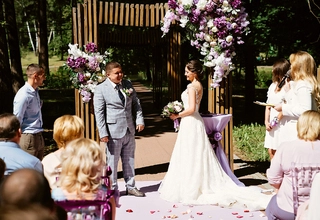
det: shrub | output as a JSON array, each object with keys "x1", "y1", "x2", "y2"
[
  {"x1": 44, "y1": 66, "x2": 72, "y2": 89},
  {"x1": 233, "y1": 123, "x2": 269, "y2": 162}
]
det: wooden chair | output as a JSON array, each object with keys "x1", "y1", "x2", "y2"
[{"x1": 291, "y1": 163, "x2": 320, "y2": 216}]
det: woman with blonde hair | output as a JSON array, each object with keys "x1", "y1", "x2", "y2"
[
  {"x1": 42, "y1": 115, "x2": 84, "y2": 189},
  {"x1": 52, "y1": 138, "x2": 116, "y2": 220},
  {"x1": 274, "y1": 51, "x2": 320, "y2": 144},
  {"x1": 266, "y1": 110, "x2": 320, "y2": 220}
]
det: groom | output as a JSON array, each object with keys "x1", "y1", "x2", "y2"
[{"x1": 93, "y1": 61, "x2": 145, "y2": 197}]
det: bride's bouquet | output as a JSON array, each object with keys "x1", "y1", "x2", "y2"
[{"x1": 161, "y1": 101, "x2": 184, "y2": 132}]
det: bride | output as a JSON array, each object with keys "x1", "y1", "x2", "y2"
[{"x1": 158, "y1": 60, "x2": 272, "y2": 211}]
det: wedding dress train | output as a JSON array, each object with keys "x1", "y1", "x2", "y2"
[{"x1": 158, "y1": 84, "x2": 272, "y2": 211}]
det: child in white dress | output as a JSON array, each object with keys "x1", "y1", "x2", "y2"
[{"x1": 264, "y1": 58, "x2": 290, "y2": 159}]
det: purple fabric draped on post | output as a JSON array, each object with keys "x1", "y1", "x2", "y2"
[{"x1": 201, "y1": 113, "x2": 245, "y2": 187}]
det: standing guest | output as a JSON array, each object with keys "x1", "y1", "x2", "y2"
[
  {"x1": 52, "y1": 138, "x2": 116, "y2": 220},
  {"x1": 13, "y1": 63, "x2": 46, "y2": 160},
  {"x1": 274, "y1": 51, "x2": 320, "y2": 144},
  {"x1": 158, "y1": 60, "x2": 271, "y2": 210},
  {"x1": 42, "y1": 115, "x2": 84, "y2": 189},
  {"x1": 266, "y1": 110, "x2": 320, "y2": 220},
  {"x1": 0, "y1": 169, "x2": 66, "y2": 220},
  {"x1": 264, "y1": 58, "x2": 290, "y2": 159},
  {"x1": 0, "y1": 113, "x2": 43, "y2": 175},
  {"x1": 94, "y1": 61, "x2": 145, "y2": 197}
]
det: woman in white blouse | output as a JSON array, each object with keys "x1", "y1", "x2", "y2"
[{"x1": 274, "y1": 51, "x2": 320, "y2": 144}]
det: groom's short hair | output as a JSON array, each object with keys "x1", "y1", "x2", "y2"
[{"x1": 106, "y1": 61, "x2": 121, "y2": 73}]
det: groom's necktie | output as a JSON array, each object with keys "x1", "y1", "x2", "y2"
[{"x1": 116, "y1": 84, "x2": 125, "y2": 106}]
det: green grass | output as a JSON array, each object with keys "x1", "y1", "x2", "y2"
[
  {"x1": 233, "y1": 123, "x2": 269, "y2": 162},
  {"x1": 21, "y1": 52, "x2": 66, "y2": 73}
]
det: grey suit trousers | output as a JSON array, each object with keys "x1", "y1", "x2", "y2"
[{"x1": 106, "y1": 129, "x2": 136, "y2": 190}]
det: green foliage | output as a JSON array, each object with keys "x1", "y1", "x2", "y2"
[
  {"x1": 233, "y1": 123, "x2": 269, "y2": 162},
  {"x1": 44, "y1": 66, "x2": 72, "y2": 89},
  {"x1": 255, "y1": 69, "x2": 272, "y2": 88}
]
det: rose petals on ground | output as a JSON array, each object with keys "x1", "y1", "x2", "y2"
[
  {"x1": 150, "y1": 210, "x2": 156, "y2": 214},
  {"x1": 244, "y1": 210, "x2": 250, "y2": 213},
  {"x1": 126, "y1": 209, "x2": 133, "y2": 213},
  {"x1": 236, "y1": 215, "x2": 244, "y2": 218},
  {"x1": 196, "y1": 212, "x2": 203, "y2": 215},
  {"x1": 232, "y1": 212, "x2": 238, "y2": 215}
]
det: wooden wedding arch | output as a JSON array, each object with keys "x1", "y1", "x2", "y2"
[{"x1": 72, "y1": 0, "x2": 234, "y2": 168}]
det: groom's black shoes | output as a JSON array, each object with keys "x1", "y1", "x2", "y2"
[{"x1": 126, "y1": 187, "x2": 145, "y2": 197}]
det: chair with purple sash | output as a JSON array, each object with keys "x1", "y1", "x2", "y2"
[
  {"x1": 201, "y1": 113, "x2": 245, "y2": 186},
  {"x1": 54, "y1": 166, "x2": 118, "y2": 220}
]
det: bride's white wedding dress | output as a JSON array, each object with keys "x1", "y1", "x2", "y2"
[{"x1": 158, "y1": 84, "x2": 272, "y2": 211}]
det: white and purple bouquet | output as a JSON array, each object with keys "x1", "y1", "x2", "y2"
[
  {"x1": 161, "y1": 101, "x2": 184, "y2": 132},
  {"x1": 161, "y1": 0, "x2": 250, "y2": 88},
  {"x1": 66, "y1": 42, "x2": 113, "y2": 103}
]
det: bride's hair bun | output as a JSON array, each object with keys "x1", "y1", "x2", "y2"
[{"x1": 186, "y1": 60, "x2": 204, "y2": 80}]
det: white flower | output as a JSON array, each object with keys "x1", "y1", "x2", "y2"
[
  {"x1": 210, "y1": 41, "x2": 217, "y2": 47},
  {"x1": 85, "y1": 72, "x2": 91, "y2": 78},
  {"x1": 204, "y1": 34, "x2": 211, "y2": 42},
  {"x1": 196, "y1": 0, "x2": 207, "y2": 10},
  {"x1": 204, "y1": 60, "x2": 215, "y2": 67},
  {"x1": 179, "y1": 16, "x2": 189, "y2": 28},
  {"x1": 231, "y1": 23, "x2": 237, "y2": 29},
  {"x1": 223, "y1": 1, "x2": 229, "y2": 7},
  {"x1": 68, "y1": 43, "x2": 84, "y2": 58},
  {"x1": 226, "y1": 35, "x2": 233, "y2": 43},
  {"x1": 181, "y1": 0, "x2": 193, "y2": 6},
  {"x1": 212, "y1": 26, "x2": 218, "y2": 33},
  {"x1": 207, "y1": 19, "x2": 214, "y2": 28}
]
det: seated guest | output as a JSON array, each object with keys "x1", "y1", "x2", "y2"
[
  {"x1": 296, "y1": 172, "x2": 320, "y2": 220},
  {"x1": 0, "y1": 113, "x2": 42, "y2": 175},
  {"x1": 52, "y1": 138, "x2": 116, "y2": 220},
  {"x1": 266, "y1": 110, "x2": 320, "y2": 220},
  {"x1": 42, "y1": 115, "x2": 84, "y2": 189},
  {"x1": 0, "y1": 204, "x2": 56, "y2": 220},
  {"x1": 0, "y1": 168, "x2": 66, "y2": 220}
]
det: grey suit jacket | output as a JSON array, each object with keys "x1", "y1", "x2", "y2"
[{"x1": 93, "y1": 78, "x2": 144, "y2": 139}]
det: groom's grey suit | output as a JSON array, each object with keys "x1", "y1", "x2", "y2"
[{"x1": 94, "y1": 78, "x2": 144, "y2": 190}]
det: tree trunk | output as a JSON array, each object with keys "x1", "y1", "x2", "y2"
[
  {"x1": 0, "y1": 0, "x2": 14, "y2": 114},
  {"x1": 38, "y1": 0, "x2": 49, "y2": 75},
  {"x1": 4, "y1": 0, "x2": 24, "y2": 93},
  {"x1": 244, "y1": 37, "x2": 256, "y2": 124}
]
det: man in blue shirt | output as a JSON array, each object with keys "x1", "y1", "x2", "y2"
[
  {"x1": 0, "y1": 113, "x2": 43, "y2": 175},
  {"x1": 13, "y1": 64, "x2": 46, "y2": 160}
]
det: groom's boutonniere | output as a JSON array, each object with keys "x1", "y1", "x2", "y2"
[{"x1": 122, "y1": 88, "x2": 133, "y2": 97}]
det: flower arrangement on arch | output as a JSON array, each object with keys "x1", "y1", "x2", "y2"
[
  {"x1": 65, "y1": 42, "x2": 112, "y2": 103},
  {"x1": 161, "y1": 0, "x2": 250, "y2": 88}
]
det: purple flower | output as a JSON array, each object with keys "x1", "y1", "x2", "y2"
[
  {"x1": 213, "y1": 131, "x2": 222, "y2": 141},
  {"x1": 80, "y1": 90, "x2": 92, "y2": 103},
  {"x1": 85, "y1": 43, "x2": 98, "y2": 53},
  {"x1": 161, "y1": 0, "x2": 249, "y2": 88},
  {"x1": 78, "y1": 73, "x2": 85, "y2": 83},
  {"x1": 88, "y1": 56, "x2": 99, "y2": 71}
]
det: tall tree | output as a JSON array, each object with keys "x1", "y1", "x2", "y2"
[
  {"x1": 4, "y1": 0, "x2": 24, "y2": 92},
  {"x1": 38, "y1": 0, "x2": 49, "y2": 75},
  {"x1": 0, "y1": 0, "x2": 14, "y2": 114}
]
